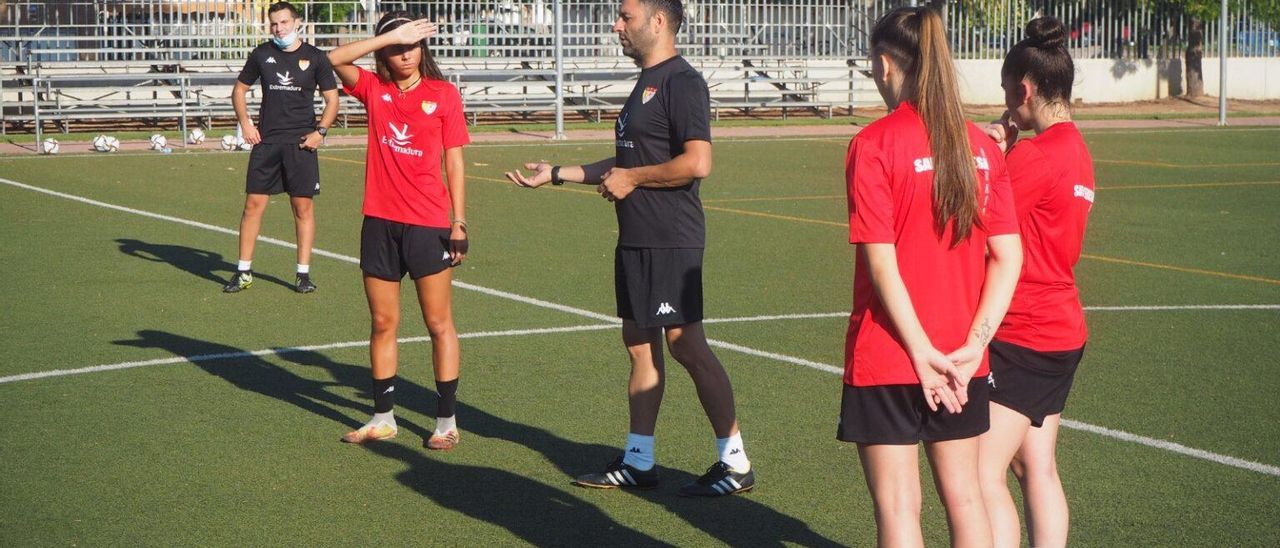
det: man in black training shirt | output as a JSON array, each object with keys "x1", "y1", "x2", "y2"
[
  {"x1": 505, "y1": 0, "x2": 754, "y2": 497},
  {"x1": 223, "y1": 1, "x2": 339, "y2": 294}
]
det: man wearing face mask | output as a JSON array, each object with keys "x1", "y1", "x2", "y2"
[{"x1": 224, "y1": 1, "x2": 339, "y2": 294}]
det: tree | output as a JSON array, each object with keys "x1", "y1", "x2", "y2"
[{"x1": 1144, "y1": 1, "x2": 1280, "y2": 97}]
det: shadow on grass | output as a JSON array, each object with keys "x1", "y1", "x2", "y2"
[
  {"x1": 113, "y1": 330, "x2": 669, "y2": 546},
  {"x1": 115, "y1": 238, "x2": 293, "y2": 290}
]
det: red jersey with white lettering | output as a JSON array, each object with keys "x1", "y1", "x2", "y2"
[
  {"x1": 844, "y1": 102, "x2": 1019, "y2": 387},
  {"x1": 344, "y1": 68, "x2": 469, "y2": 228},
  {"x1": 996, "y1": 122, "x2": 1093, "y2": 352}
]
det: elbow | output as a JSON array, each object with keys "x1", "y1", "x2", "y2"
[{"x1": 691, "y1": 156, "x2": 712, "y2": 180}]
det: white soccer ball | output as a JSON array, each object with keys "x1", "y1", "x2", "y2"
[
  {"x1": 92, "y1": 135, "x2": 119, "y2": 153},
  {"x1": 188, "y1": 128, "x2": 206, "y2": 144},
  {"x1": 149, "y1": 134, "x2": 168, "y2": 150},
  {"x1": 238, "y1": 141, "x2": 253, "y2": 151},
  {"x1": 41, "y1": 137, "x2": 59, "y2": 155},
  {"x1": 220, "y1": 134, "x2": 243, "y2": 151}
]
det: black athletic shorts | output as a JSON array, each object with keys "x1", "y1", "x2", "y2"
[
  {"x1": 837, "y1": 380, "x2": 990, "y2": 445},
  {"x1": 614, "y1": 246, "x2": 704, "y2": 329},
  {"x1": 360, "y1": 216, "x2": 453, "y2": 281},
  {"x1": 245, "y1": 141, "x2": 320, "y2": 197},
  {"x1": 988, "y1": 340, "x2": 1084, "y2": 427}
]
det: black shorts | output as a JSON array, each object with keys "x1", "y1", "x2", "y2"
[
  {"x1": 245, "y1": 142, "x2": 320, "y2": 197},
  {"x1": 614, "y1": 246, "x2": 704, "y2": 329},
  {"x1": 837, "y1": 381, "x2": 990, "y2": 445},
  {"x1": 988, "y1": 340, "x2": 1084, "y2": 427},
  {"x1": 360, "y1": 216, "x2": 452, "y2": 281}
]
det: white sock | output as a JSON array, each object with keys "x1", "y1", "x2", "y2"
[
  {"x1": 717, "y1": 432, "x2": 750, "y2": 472},
  {"x1": 237, "y1": 260, "x2": 252, "y2": 271},
  {"x1": 434, "y1": 415, "x2": 456, "y2": 436},
  {"x1": 622, "y1": 433, "x2": 655, "y2": 471},
  {"x1": 368, "y1": 411, "x2": 396, "y2": 429},
  {"x1": 297, "y1": 263, "x2": 310, "y2": 274}
]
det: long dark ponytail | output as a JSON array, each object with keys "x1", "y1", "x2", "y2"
[{"x1": 872, "y1": 7, "x2": 980, "y2": 247}]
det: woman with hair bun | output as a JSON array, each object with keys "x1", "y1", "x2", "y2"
[
  {"x1": 841, "y1": 6, "x2": 1023, "y2": 546},
  {"x1": 979, "y1": 16, "x2": 1095, "y2": 548}
]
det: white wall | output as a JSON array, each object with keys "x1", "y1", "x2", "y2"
[{"x1": 953, "y1": 57, "x2": 1280, "y2": 105}]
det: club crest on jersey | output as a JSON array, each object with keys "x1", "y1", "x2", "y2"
[
  {"x1": 298, "y1": 59, "x2": 310, "y2": 71},
  {"x1": 422, "y1": 101, "x2": 438, "y2": 115},
  {"x1": 642, "y1": 86, "x2": 657, "y2": 104}
]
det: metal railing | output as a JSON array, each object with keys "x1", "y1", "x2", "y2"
[{"x1": 2, "y1": 1, "x2": 1275, "y2": 65}]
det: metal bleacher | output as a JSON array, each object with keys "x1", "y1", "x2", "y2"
[{"x1": 0, "y1": 0, "x2": 880, "y2": 136}]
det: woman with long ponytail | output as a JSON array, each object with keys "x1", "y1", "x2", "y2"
[
  {"x1": 327, "y1": 14, "x2": 470, "y2": 450},
  {"x1": 979, "y1": 16, "x2": 1094, "y2": 548},
  {"x1": 839, "y1": 7, "x2": 1023, "y2": 546}
]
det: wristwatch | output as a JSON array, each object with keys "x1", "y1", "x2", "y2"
[
  {"x1": 551, "y1": 165, "x2": 564, "y2": 186},
  {"x1": 315, "y1": 126, "x2": 328, "y2": 137}
]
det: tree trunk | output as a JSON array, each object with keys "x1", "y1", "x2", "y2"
[{"x1": 1185, "y1": 17, "x2": 1205, "y2": 97}]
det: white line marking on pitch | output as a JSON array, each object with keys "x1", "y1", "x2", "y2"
[
  {"x1": 0, "y1": 324, "x2": 618, "y2": 385},
  {"x1": 3, "y1": 176, "x2": 1277, "y2": 478},
  {"x1": 1060, "y1": 419, "x2": 1280, "y2": 476}
]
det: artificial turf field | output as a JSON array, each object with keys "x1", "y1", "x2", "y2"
[{"x1": 1, "y1": 126, "x2": 1278, "y2": 546}]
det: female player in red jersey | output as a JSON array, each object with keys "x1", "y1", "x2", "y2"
[
  {"x1": 978, "y1": 17, "x2": 1095, "y2": 548},
  {"x1": 841, "y1": 7, "x2": 1023, "y2": 547},
  {"x1": 327, "y1": 14, "x2": 470, "y2": 450}
]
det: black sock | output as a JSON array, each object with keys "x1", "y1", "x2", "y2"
[
  {"x1": 373, "y1": 375, "x2": 397, "y2": 413},
  {"x1": 436, "y1": 378, "x2": 458, "y2": 418}
]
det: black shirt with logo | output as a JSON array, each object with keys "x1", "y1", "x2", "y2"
[
  {"x1": 237, "y1": 42, "x2": 337, "y2": 143},
  {"x1": 614, "y1": 55, "x2": 711, "y2": 249}
]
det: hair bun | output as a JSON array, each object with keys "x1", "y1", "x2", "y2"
[{"x1": 1025, "y1": 16, "x2": 1067, "y2": 49}]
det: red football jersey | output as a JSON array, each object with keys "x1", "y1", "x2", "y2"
[
  {"x1": 996, "y1": 122, "x2": 1094, "y2": 352},
  {"x1": 345, "y1": 68, "x2": 470, "y2": 228},
  {"x1": 844, "y1": 103, "x2": 1019, "y2": 387}
]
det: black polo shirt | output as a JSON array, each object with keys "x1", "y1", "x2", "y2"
[{"x1": 614, "y1": 55, "x2": 711, "y2": 249}]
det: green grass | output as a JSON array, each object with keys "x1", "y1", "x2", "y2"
[{"x1": 1, "y1": 127, "x2": 1278, "y2": 546}]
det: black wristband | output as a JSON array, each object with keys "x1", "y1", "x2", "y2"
[{"x1": 551, "y1": 165, "x2": 564, "y2": 186}]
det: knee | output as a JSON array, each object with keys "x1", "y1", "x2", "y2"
[
  {"x1": 292, "y1": 202, "x2": 314, "y2": 220},
  {"x1": 425, "y1": 315, "x2": 455, "y2": 339},
  {"x1": 872, "y1": 491, "x2": 922, "y2": 522},
  {"x1": 666, "y1": 336, "x2": 707, "y2": 367},
  {"x1": 243, "y1": 199, "x2": 267, "y2": 215},
  {"x1": 1020, "y1": 457, "x2": 1060, "y2": 486},
  {"x1": 370, "y1": 312, "x2": 399, "y2": 335}
]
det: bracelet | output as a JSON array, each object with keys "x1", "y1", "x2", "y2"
[
  {"x1": 451, "y1": 219, "x2": 467, "y2": 231},
  {"x1": 550, "y1": 165, "x2": 564, "y2": 186}
]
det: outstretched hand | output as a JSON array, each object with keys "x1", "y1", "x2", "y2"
[
  {"x1": 504, "y1": 162, "x2": 553, "y2": 188},
  {"x1": 390, "y1": 19, "x2": 438, "y2": 45}
]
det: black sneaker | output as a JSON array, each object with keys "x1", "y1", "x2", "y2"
[
  {"x1": 572, "y1": 456, "x2": 658, "y2": 490},
  {"x1": 295, "y1": 273, "x2": 316, "y2": 293},
  {"x1": 222, "y1": 270, "x2": 253, "y2": 293},
  {"x1": 679, "y1": 461, "x2": 754, "y2": 497}
]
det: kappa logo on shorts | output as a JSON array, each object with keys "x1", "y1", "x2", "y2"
[
  {"x1": 442, "y1": 251, "x2": 452, "y2": 261},
  {"x1": 656, "y1": 302, "x2": 676, "y2": 315},
  {"x1": 987, "y1": 372, "x2": 996, "y2": 388}
]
